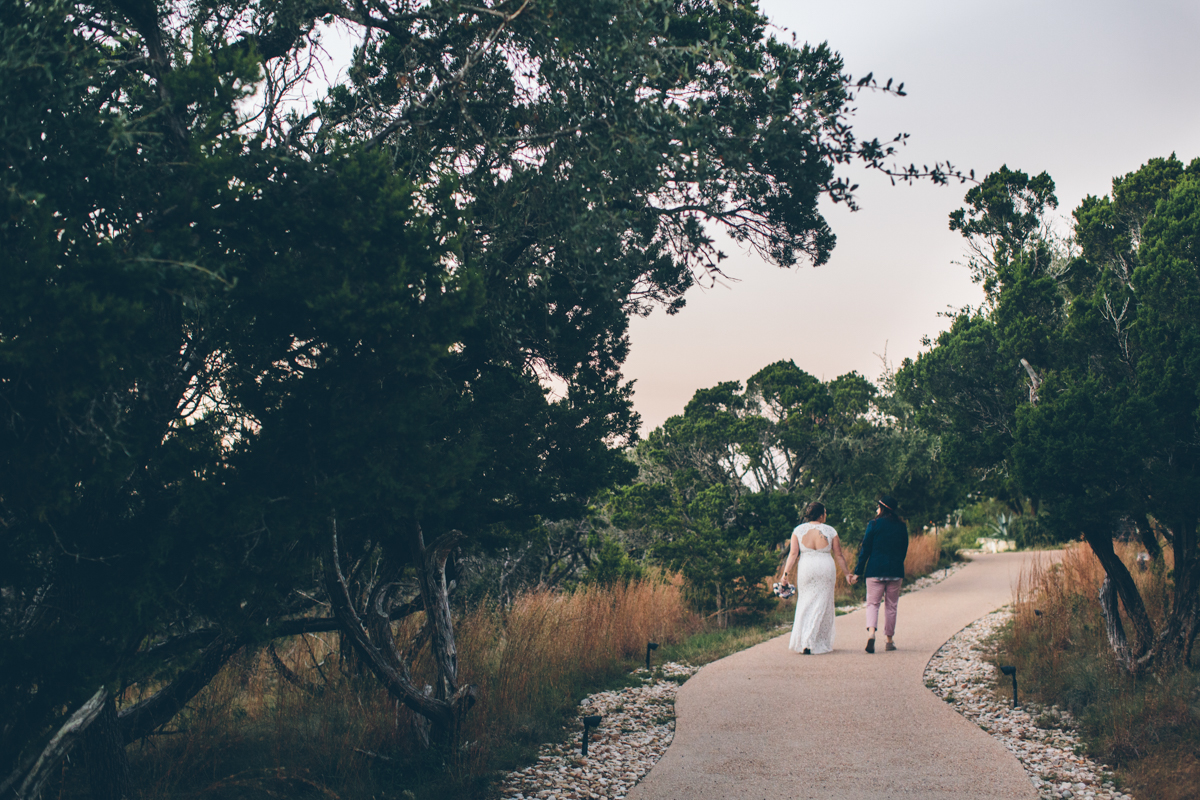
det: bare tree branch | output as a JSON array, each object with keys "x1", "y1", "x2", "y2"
[
  {"x1": 4, "y1": 688, "x2": 106, "y2": 800},
  {"x1": 365, "y1": 0, "x2": 532, "y2": 150}
]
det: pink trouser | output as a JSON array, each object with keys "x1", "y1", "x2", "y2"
[{"x1": 865, "y1": 578, "x2": 901, "y2": 637}]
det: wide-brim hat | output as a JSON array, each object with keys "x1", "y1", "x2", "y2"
[{"x1": 878, "y1": 495, "x2": 898, "y2": 513}]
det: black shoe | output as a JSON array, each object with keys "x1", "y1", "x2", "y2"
[
  {"x1": 865, "y1": 637, "x2": 875, "y2": 654},
  {"x1": 803, "y1": 648, "x2": 811, "y2": 655}
]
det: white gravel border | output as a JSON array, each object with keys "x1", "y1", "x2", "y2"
[
  {"x1": 924, "y1": 607, "x2": 1135, "y2": 800},
  {"x1": 494, "y1": 662, "x2": 699, "y2": 800}
]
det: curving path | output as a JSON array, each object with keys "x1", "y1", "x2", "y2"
[{"x1": 628, "y1": 551, "x2": 1057, "y2": 800}]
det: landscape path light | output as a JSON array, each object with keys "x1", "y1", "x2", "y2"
[
  {"x1": 581, "y1": 714, "x2": 602, "y2": 757},
  {"x1": 1000, "y1": 665, "x2": 1018, "y2": 708},
  {"x1": 645, "y1": 641, "x2": 659, "y2": 671}
]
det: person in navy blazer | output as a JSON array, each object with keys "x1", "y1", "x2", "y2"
[{"x1": 853, "y1": 495, "x2": 908, "y2": 653}]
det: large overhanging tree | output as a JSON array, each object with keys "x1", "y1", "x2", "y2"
[
  {"x1": 1, "y1": 0, "x2": 966, "y2": 794},
  {"x1": 897, "y1": 159, "x2": 1200, "y2": 675}
]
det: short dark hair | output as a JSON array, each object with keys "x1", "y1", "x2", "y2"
[{"x1": 802, "y1": 502, "x2": 826, "y2": 522}]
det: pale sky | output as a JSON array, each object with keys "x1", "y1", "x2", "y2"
[{"x1": 624, "y1": 0, "x2": 1200, "y2": 432}]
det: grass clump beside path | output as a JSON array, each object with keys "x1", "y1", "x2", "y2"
[
  {"x1": 655, "y1": 607, "x2": 795, "y2": 667},
  {"x1": 995, "y1": 543, "x2": 1200, "y2": 800}
]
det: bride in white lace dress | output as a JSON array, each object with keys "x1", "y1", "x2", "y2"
[{"x1": 780, "y1": 502, "x2": 856, "y2": 654}]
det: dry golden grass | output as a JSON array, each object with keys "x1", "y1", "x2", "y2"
[
  {"x1": 114, "y1": 577, "x2": 700, "y2": 800},
  {"x1": 455, "y1": 577, "x2": 700, "y2": 761},
  {"x1": 101, "y1": 538, "x2": 961, "y2": 800},
  {"x1": 903, "y1": 534, "x2": 939, "y2": 580},
  {"x1": 1009, "y1": 541, "x2": 1178, "y2": 670},
  {"x1": 1001, "y1": 541, "x2": 1199, "y2": 800}
]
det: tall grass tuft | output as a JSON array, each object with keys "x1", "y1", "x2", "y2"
[
  {"x1": 110, "y1": 577, "x2": 700, "y2": 800},
  {"x1": 999, "y1": 542, "x2": 1200, "y2": 800},
  {"x1": 834, "y1": 541, "x2": 857, "y2": 602},
  {"x1": 454, "y1": 577, "x2": 700, "y2": 772},
  {"x1": 904, "y1": 534, "x2": 940, "y2": 579}
]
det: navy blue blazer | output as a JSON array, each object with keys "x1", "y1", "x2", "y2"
[{"x1": 854, "y1": 516, "x2": 909, "y2": 579}]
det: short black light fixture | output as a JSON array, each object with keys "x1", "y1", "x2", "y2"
[
  {"x1": 1000, "y1": 665, "x2": 1018, "y2": 708},
  {"x1": 581, "y1": 714, "x2": 602, "y2": 757},
  {"x1": 645, "y1": 641, "x2": 659, "y2": 671}
]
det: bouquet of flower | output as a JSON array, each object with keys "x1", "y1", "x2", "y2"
[{"x1": 772, "y1": 581, "x2": 795, "y2": 600}]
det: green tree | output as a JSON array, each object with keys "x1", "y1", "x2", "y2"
[
  {"x1": 714, "y1": 360, "x2": 958, "y2": 533},
  {"x1": 1, "y1": 0, "x2": 967, "y2": 791},
  {"x1": 612, "y1": 362, "x2": 957, "y2": 624},
  {"x1": 897, "y1": 166, "x2": 1064, "y2": 514},
  {"x1": 0, "y1": 1, "x2": 478, "y2": 788},
  {"x1": 899, "y1": 158, "x2": 1200, "y2": 673},
  {"x1": 611, "y1": 479, "x2": 779, "y2": 628}
]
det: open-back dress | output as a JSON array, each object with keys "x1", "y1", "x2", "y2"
[{"x1": 787, "y1": 522, "x2": 838, "y2": 654}]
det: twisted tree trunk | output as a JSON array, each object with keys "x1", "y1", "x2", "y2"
[
  {"x1": 82, "y1": 696, "x2": 131, "y2": 800},
  {"x1": 1084, "y1": 527, "x2": 1154, "y2": 663},
  {"x1": 1089, "y1": 516, "x2": 1200, "y2": 675},
  {"x1": 1150, "y1": 516, "x2": 1200, "y2": 671},
  {"x1": 323, "y1": 517, "x2": 476, "y2": 745},
  {"x1": 411, "y1": 523, "x2": 465, "y2": 706},
  {"x1": 1, "y1": 688, "x2": 106, "y2": 800},
  {"x1": 1098, "y1": 576, "x2": 1132, "y2": 671}
]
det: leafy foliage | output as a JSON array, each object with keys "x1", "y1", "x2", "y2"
[
  {"x1": 1, "y1": 0, "x2": 966, "y2": 788},
  {"x1": 898, "y1": 157, "x2": 1200, "y2": 673},
  {"x1": 609, "y1": 360, "x2": 961, "y2": 624}
]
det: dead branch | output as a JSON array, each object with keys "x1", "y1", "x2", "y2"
[{"x1": 4, "y1": 688, "x2": 106, "y2": 800}]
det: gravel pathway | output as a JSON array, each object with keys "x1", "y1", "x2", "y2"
[{"x1": 924, "y1": 607, "x2": 1134, "y2": 800}]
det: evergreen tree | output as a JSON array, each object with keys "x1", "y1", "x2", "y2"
[
  {"x1": 898, "y1": 158, "x2": 1200, "y2": 673},
  {"x1": 1, "y1": 0, "x2": 966, "y2": 790}
]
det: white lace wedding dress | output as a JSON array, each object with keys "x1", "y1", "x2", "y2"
[{"x1": 787, "y1": 522, "x2": 838, "y2": 655}]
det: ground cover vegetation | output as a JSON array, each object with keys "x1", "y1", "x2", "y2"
[
  {"x1": 100, "y1": 540, "x2": 948, "y2": 800},
  {"x1": 47, "y1": 577, "x2": 701, "y2": 800},
  {"x1": 0, "y1": 0, "x2": 972, "y2": 797},
  {"x1": 1003, "y1": 545, "x2": 1200, "y2": 800}
]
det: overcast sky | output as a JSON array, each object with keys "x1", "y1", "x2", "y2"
[{"x1": 623, "y1": 0, "x2": 1200, "y2": 432}]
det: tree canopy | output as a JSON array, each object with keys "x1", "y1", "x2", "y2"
[
  {"x1": 609, "y1": 360, "x2": 958, "y2": 624},
  {"x1": 2, "y1": 0, "x2": 963, "y2": 792},
  {"x1": 897, "y1": 157, "x2": 1200, "y2": 673}
]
